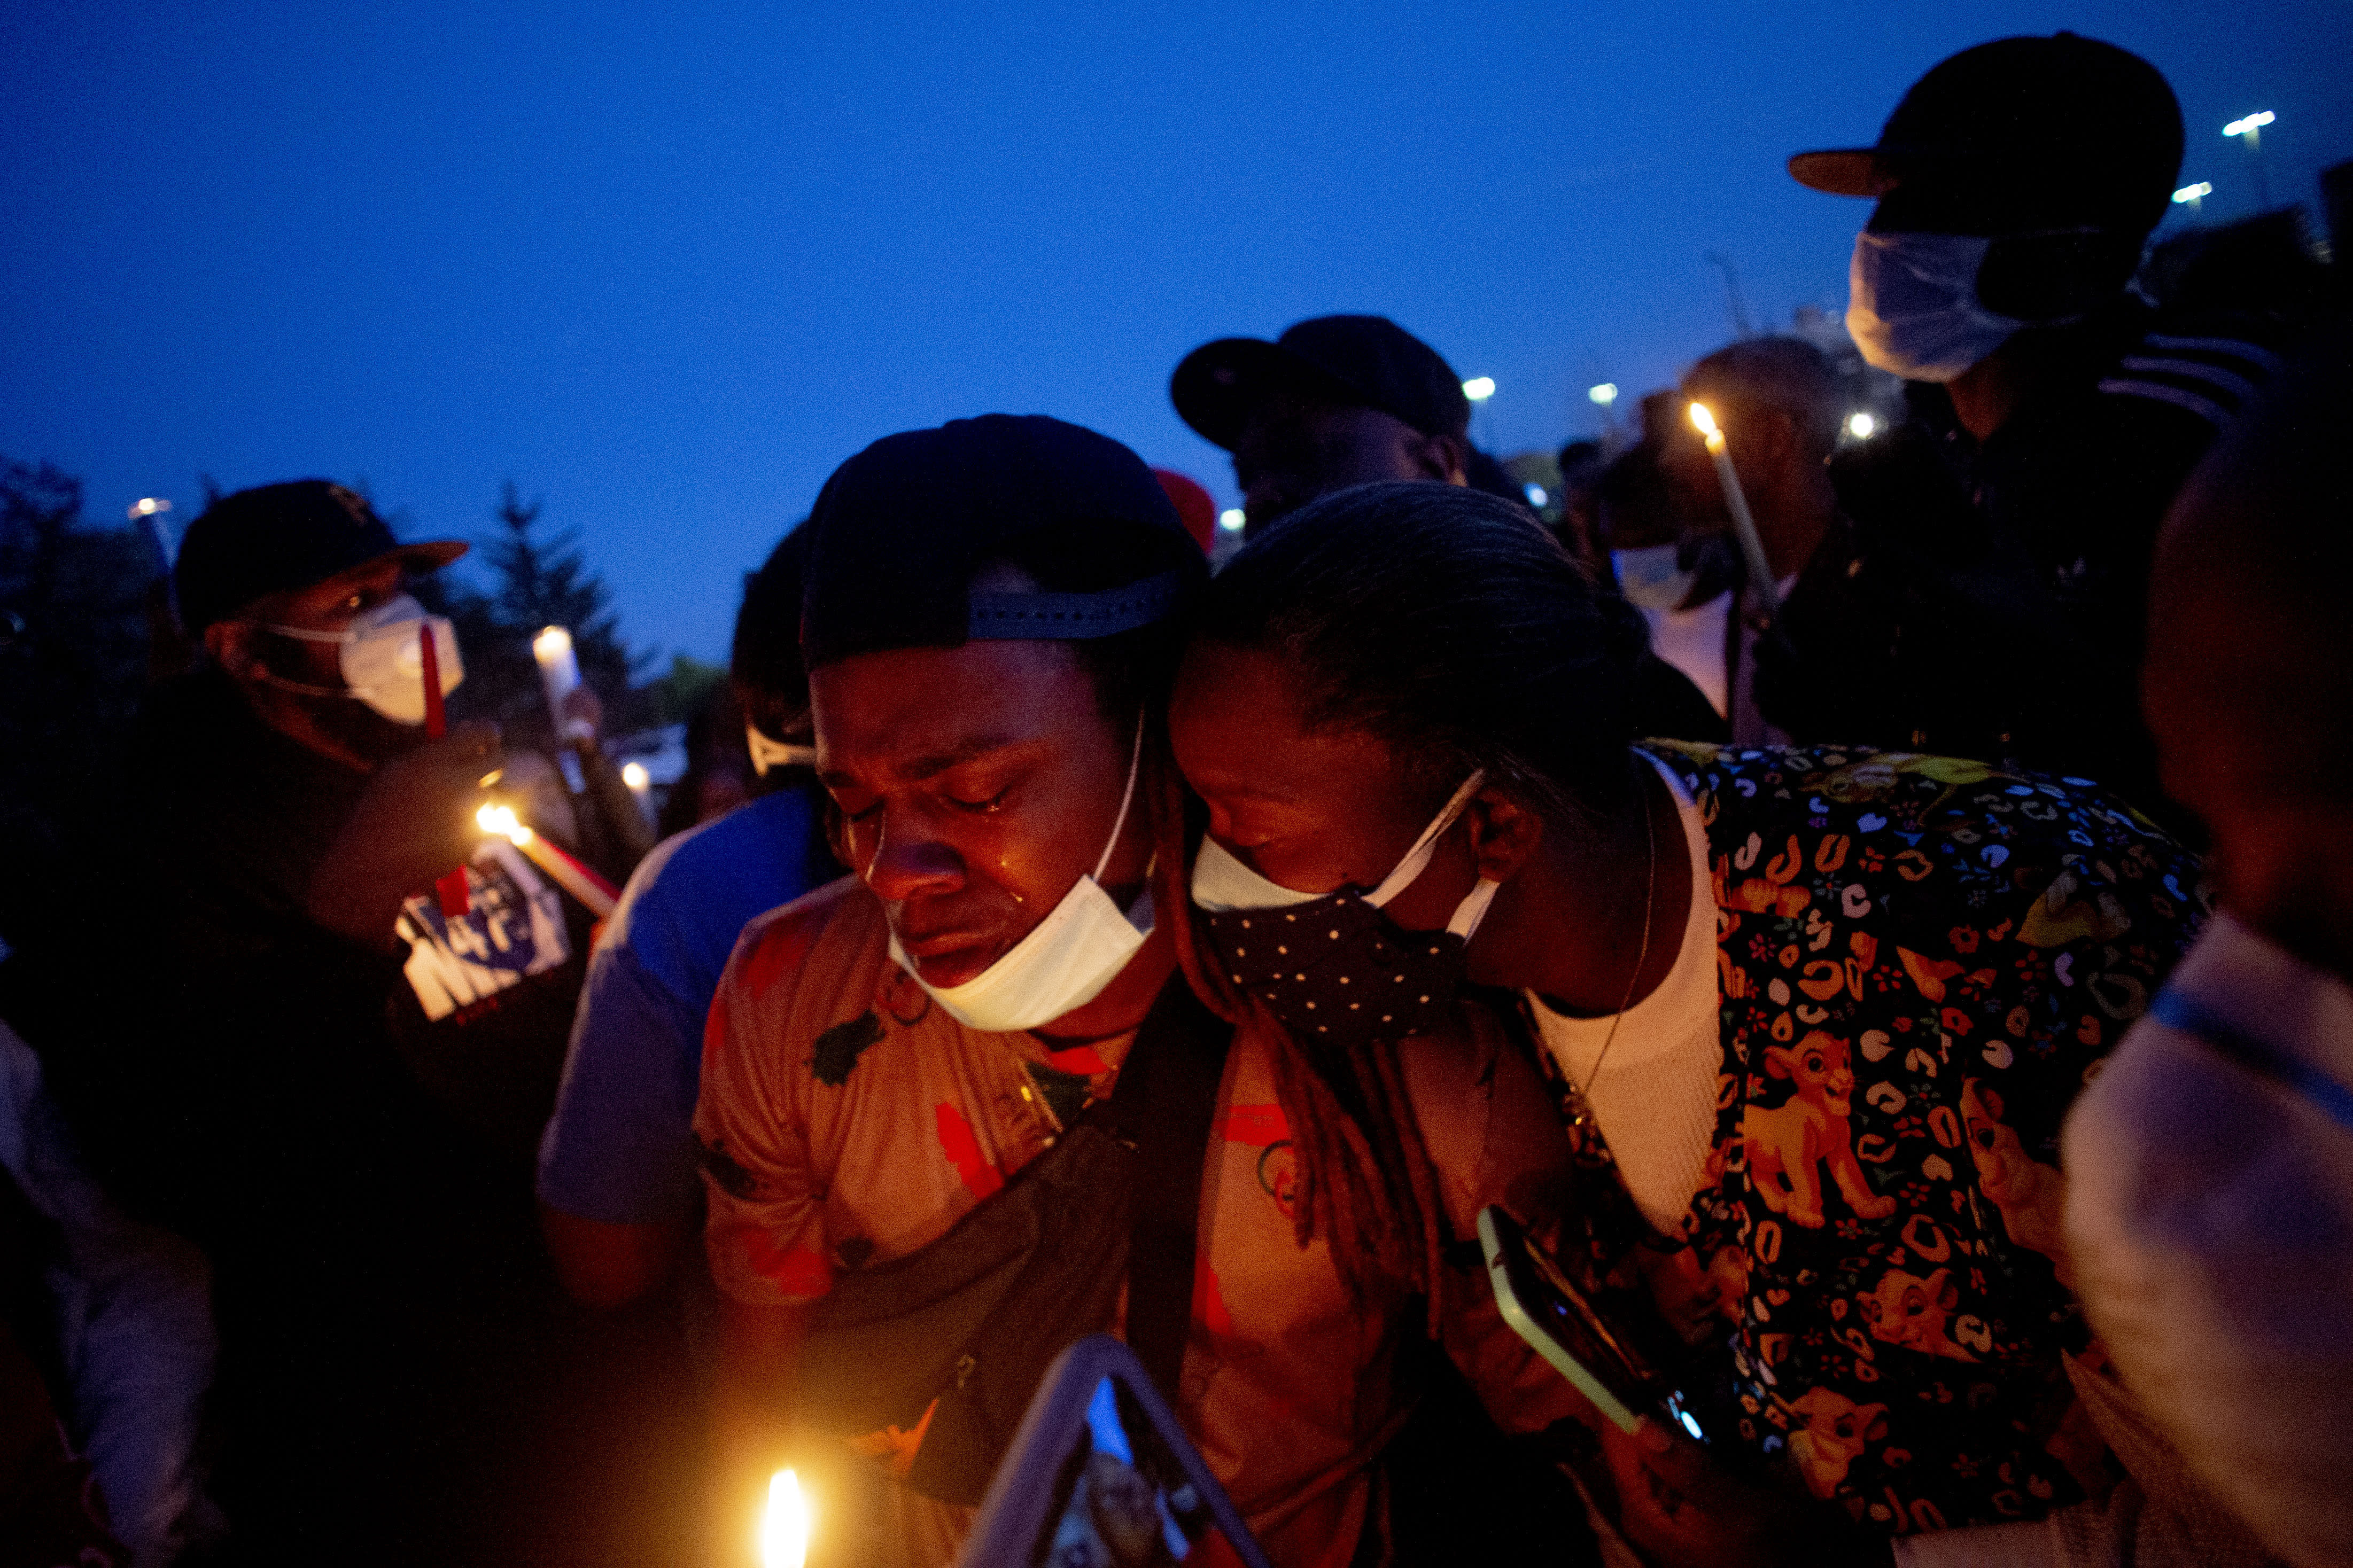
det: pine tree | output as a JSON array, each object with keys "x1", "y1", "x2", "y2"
[{"x1": 434, "y1": 482, "x2": 646, "y2": 747}]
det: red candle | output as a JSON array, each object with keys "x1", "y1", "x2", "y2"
[{"x1": 420, "y1": 623, "x2": 471, "y2": 917}]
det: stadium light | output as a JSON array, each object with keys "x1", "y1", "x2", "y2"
[
  {"x1": 1588, "y1": 383, "x2": 1619, "y2": 408},
  {"x1": 1462, "y1": 377, "x2": 1496, "y2": 402}
]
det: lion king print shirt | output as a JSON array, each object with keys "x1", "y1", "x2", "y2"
[
  {"x1": 1543, "y1": 743, "x2": 2202, "y2": 1541},
  {"x1": 695, "y1": 878, "x2": 1588, "y2": 1568}
]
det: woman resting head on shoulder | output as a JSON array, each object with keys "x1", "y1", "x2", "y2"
[{"x1": 1169, "y1": 482, "x2": 2210, "y2": 1566}]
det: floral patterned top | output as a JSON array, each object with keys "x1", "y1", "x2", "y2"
[{"x1": 1543, "y1": 743, "x2": 2203, "y2": 1539}]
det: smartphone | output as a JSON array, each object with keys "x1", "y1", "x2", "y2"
[
  {"x1": 1478, "y1": 1205, "x2": 1709, "y2": 1442},
  {"x1": 957, "y1": 1335, "x2": 1272, "y2": 1568}
]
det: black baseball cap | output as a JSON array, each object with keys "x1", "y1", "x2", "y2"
[
  {"x1": 1789, "y1": 34, "x2": 2183, "y2": 235},
  {"x1": 799, "y1": 414, "x2": 1206, "y2": 671},
  {"x1": 174, "y1": 480, "x2": 467, "y2": 634},
  {"x1": 1170, "y1": 315, "x2": 1471, "y2": 451}
]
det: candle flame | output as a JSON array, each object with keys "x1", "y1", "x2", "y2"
[
  {"x1": 762, "y1": 1469, "x2": 811, "y2": 1568},
  {"x1": 1687, "y1": 401, "x2": 1727, "y2": 453},
  {"x1": 475, "y1": 803, "x2": 533, "y2": 846}
]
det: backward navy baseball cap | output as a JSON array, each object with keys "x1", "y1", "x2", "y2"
[
  {"x1": 174, "y1": 480, "x2": 467, "y2": 634},
  {"x1": 797, "y1": 414, "x2": 1206, "y2": 670}
]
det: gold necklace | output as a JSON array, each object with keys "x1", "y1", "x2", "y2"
[{"x1": 1576, "y1": 783, "x2": 1660, "y2": 1102}]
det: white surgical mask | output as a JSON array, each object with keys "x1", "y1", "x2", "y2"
[
  {"x1": 1191, "y1": 770, "x2": 1500, "y2": 940},
  {"x1": 1845, "y1": 230, "x2": 2025, "y2": 383},
  {"x1": 1611, "y1": 544, "x2": 1700, "y2": 612},
  {"x1": 888, "y1": 724, "x2": 1153, "y2": 1033},
  {"x1": 266, "y1": 592, "x2": 462, "y2": 725}
]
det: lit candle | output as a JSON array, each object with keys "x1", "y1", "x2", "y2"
[
  {"x1": 532, "y1": 626, "x2": 594, "y2": 742},
  {"x1": 1687, "y1": 401, "x2": 1781, "y2": 620},
  {"x1": 762, "y1": 1469, "x2": 811, "y2": 1568},
  {"x1": 476, "y1": 804, "x2": 619, "y2": 917}
]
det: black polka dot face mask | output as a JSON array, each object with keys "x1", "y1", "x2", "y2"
[{"x1": 1191, "y1": 774, "x2": 1499, "y2": 1049}]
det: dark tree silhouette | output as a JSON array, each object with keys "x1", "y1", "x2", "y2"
[
  {"x1": 0, "y1": 459, "x2": 159, "y2": 920},
  {"x1": 428, "y1": 482, "x2": 648, "y2": 748}
]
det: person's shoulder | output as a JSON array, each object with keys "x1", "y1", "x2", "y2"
[
  {"x1": 634, "y1": 791, "x2": 814, "y2": 900},
  {"x1": 1681, "y1": 745, "x2": 2197, "y2": 912},
  {"x1": 2093, "y1": 307, "x2": 2291, "y2": 439},
  {"x1": 609, "y1": 791, "x2": 823, "y2": 941},
  {"x1": 723, "y1": 874, "x2": 877, "y2": 998}
]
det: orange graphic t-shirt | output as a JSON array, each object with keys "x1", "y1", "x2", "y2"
[{"x1": 694, "y1": 879, "x2": 1589, "y2": 1568}]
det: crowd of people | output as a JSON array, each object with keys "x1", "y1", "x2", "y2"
[{"x1": 2, "y1": 28, "x2": 2348, "y2": 1568}]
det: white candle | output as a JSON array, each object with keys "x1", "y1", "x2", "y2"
[
  {"x1": 762, "y1": 1469, "x2": 810, "y2": 1568},
  {"x1": 532, "y1": 626, "x2": 594, "y2": 742},
  {"x1": 1687, "y1": 402, "x2": 1781, "y2": 620}
]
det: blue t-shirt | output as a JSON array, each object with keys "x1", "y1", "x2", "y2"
[{"x1": 537, "y1": 789, "x2": 827, "y2": 1226}]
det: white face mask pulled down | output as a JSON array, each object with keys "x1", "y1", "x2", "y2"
[
  {"x1": 888, "y1": 724, "x2": 1154, "y2": 1034},
  {"x1": 264, "y1": 592, "x2": 463, "y2": 724},
  {"x1": 1845, "y1": 230, "x2": 2026, "y2": 383}
]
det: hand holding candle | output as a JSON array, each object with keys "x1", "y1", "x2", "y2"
[
  {"x1": 304, "y1": 722, "x2": 502, "y2": 949},
  {"x1": 477, "y1": 803, "x2": 619, "y2": 918},
  {"x1": 1687, "y1": 401, "x2": 1781, "y2": 621}
]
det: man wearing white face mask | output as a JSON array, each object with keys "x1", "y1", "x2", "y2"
[
  {"x1": 3, "y1": 478, "x2": 616, "y2": 1561},
  {"x1": 1790, "y1": 34, "x2": 2287, "y2": 823},
  {"x1": 694, "y1": 417, "x2": 1596, "y2": 1568}
]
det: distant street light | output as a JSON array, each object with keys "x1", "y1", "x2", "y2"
[
  {"x1": 2224, "y1": 111, "x2": 2276, "y2": 208},
  {"x1": 1846, "y1": 412, "x2": 1878, "y2": 440},
  {"x1": 1588, "y1": 383, "x2": 1619, "y2": 408},
  {"x1": 1462, "y1": 377, "x2": 1496, "y2": 402},
  {"x1": 128, "y1": 496, "x2": 172, "y2": 520},
  {"x1": 1217, "y1": 508, "x2": 1246, "y2": 533},
  {"x1": 2172, "y1": 181, "x2": 2213, "y2": 215}
]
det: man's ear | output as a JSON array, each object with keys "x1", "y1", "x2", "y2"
[
  {"x1": 205, "y1": 619, "x2": 262, "y2": 679},
  {"x1": 1464, "y1": 788, "x2": 1543, "y2": 884},
  {"x1": 1414, "y1": 432, "x2": 1469, "y2": 487}
]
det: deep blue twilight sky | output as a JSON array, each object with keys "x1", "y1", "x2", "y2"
[{"x1": 4, "y1": 1, "x2": 2347, "y2": 664}]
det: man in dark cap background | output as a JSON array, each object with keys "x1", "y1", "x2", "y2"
[
  {"x1": 1, "y1": 480, "x2": 628, "y2": 1563},
  {"x1": 1174, "y1": 315, "x2": 1724, "y2": 742},
  {"x1": 1171, "y1": 314, "x2": 1473, "y2": 537},
  {"x1": 1789, "y1": 32, "x2": 2288, "y2": 820}
]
